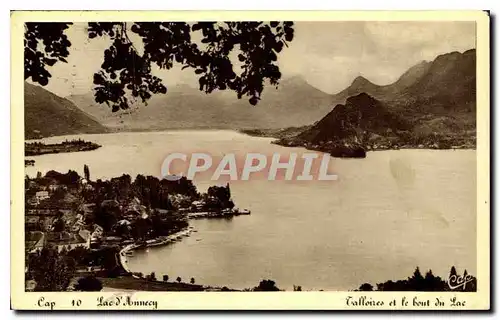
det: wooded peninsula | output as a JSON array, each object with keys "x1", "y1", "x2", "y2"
[{"x1": 25, "y1": 139, "x2": 101, "y2": 156}]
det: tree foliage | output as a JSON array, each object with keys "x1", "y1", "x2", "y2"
[
  {"x1": 358, "y1": 283, "x2": 373, "y2": 291},
  {"x1": 253, "y1": 279, "x2": 280, "y2": 291},
  {"x1": 24, "y1": 21, "x2": 295, "y2": 110},
  {"x1": 24, "y1": 23, "x2": 72, "y2": 86},
  {"x1": 27, "y1": 246, "x2": 76, "y2": 291},
  {"x1": 146, "y1": 271, "x2": 157, "y2": 281},
  {"x1": 84, "y1": 164, "x2": 90, "y2": 181},
  {"x1": 75, "y1": 276, "x2": 103, "y2": 291},
  {"x1": 357, "y1": 266, "x2": 478, "y2": 292}
]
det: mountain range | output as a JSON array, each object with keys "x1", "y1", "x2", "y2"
[
  {"x1": 25, "y1": 48, "x2": 476, "y2": 149},
  {"x1": 66, "y1": 76, "x2": 333, "y2": 131},
  {"x1": 274, "y1": 49, "x2": 476, "y2": 156},
  {"x1": 343, "y1": 49, "x2": 475, "y2": 115}
]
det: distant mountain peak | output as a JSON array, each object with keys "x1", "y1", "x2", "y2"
[
  {"x1": 433, "y1": 49, "x2": 473, "y2": 64},
  {"x1": 346, "y1": 92, "x2": 378, "y2": 107},
  {"x1": 463, "y1": 48, "x2": 476, "y2": 55},
  {"x1": 415, "y1": 60, "x2": 429, "y2": 66},
  {"x1": 351, "y1": 76, "x2": 372, "y2": 87},
  {"x1": 280, "y1": 75, "x2": 308, "y2": 86},
  {"x1": 392, "y1": 60, "x2": 431, "y2": 89}
]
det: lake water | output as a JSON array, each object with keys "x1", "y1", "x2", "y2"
[{"x1": 26, "y1": 131, "x2": 477, "y2": 291}]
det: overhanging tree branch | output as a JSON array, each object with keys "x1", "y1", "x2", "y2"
[{"x1": 24, "y1": 21, "x2": 295, "y2": 111}]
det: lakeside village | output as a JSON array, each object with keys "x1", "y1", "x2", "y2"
[{"x1": 25, "y1": 165, "x2": 250, "y2": 292}]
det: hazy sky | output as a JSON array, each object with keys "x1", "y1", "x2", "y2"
[{"x1": 40, "y1": 21, "x2": 476, "y2": 97}]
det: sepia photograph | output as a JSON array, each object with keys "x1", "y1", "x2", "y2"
[{"x1": 10, "y1": 10, "x2": 490, "y2": 310}]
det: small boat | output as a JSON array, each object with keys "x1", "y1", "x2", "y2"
[{"x1": 196, "y1": 239, "x2": 202, "y2": 241}]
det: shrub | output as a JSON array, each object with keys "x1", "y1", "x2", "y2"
[
  {"x1": 75, "y1": 276, "x2": 103, "y2": 292},
  {"x1": 253, "y1": 279, "x2": 280, "y2": 291},
  {"x1": 358, "y1": 283, "x2": 373, "y2": 291}
]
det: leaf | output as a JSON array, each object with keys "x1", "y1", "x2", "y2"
[
  {"x1": 131, "y1": 24, "x2": 140, "y2": 33},
  {"x1": 192, "y1": 23, "x2": 202, "y2": 31},
  {"x1": 199, "y1": 77, "x2": 206, "y2": 91},
  {"x1": 39, "y1": 77, "x2": 49, "y2": 86},
  {"x1": 93, "y1": 73, "x2": 105, "y2": 85},
  {"x1": 249, "y1": 96, "x2": 258, "y2": 106},
  {"x1": 44, "y1": 58, "x2": 57, "y2": 67}
]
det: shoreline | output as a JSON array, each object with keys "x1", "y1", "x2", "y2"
[
  {"x1": 114, "y1": 210, "x2": 250, "y2": 291},
  {"x1": 26, "y1": 129, "x2": 476, "y2": 153},
  {"x1": 117, "y1": 209, "x2": 250, "y2": 277},
  {"x1": 239, "y1": 130, "x2": 476, "y2": 154},
  {"x1": 118, "y1": 227, "x2": 196, "y2": 277},
  {"x1": 272, "y1": 140, "x2": 475, "y2": 158},
  {"x1": 114, "y1": 226, "x2": 239, "y2": 291},
  {"x1": 25, "y1": 128, "x2": 248, "y2": 142}
]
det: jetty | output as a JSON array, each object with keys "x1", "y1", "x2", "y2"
[{"x1": 187, "y1": 208, "x2": 251, "y2": 219}]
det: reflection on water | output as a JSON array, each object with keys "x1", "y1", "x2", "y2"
[{"x1": 26, "y1": 131, "x2": 476, "y2": 290}]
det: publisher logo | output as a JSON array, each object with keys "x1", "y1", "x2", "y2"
[{"x1": 448, "y1": 273, "x2": 474, "y2": 290}]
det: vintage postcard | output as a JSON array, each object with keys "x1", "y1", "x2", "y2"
[{"x1": 11, "y1": 11, "x2": 490, "y2": 310}]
